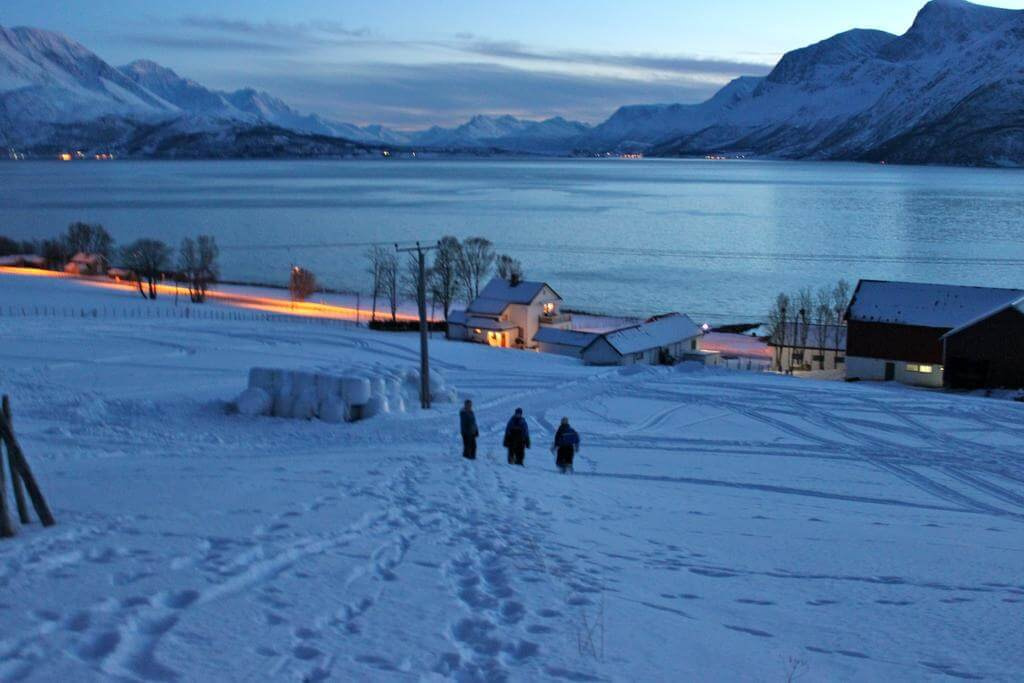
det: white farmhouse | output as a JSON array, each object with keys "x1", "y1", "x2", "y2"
[{"x1": 446, "y1": 278, "x2": 569, "y2": 348}]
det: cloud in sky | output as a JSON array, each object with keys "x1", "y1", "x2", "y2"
[{"x1": 123, "y1": 14, "x2": 773, "y2": 128}]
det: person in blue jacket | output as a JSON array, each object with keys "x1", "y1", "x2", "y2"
[
  {"x1": 459, "y1": 399, "x2": 478, "y2": 460},
  {"x1": 503, "y1": 407, "x2": 530, "y2": 465},
  {"x1": 552, "y1": 417, "x2": 580, "y2": 473}
]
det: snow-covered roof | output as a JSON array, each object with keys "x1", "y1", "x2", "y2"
[
  {"x1": 534, "y1": 327, "x2": 599, "y2": 348},
  {"x1": 0, "y1": 254, "x2": 45, "y2": 267},
  {"x1": 466, "y1": 316, "x2": 517, "y2": 331},
  {"x1": 466, "y1": 297, "x2": 509, "y2": 315},
  {"x1": 846, "y1": 280, "x2": 1024, "y2": 329},
  {"x1": 593, "y1": 313, "x2": 702, "y2": 356},
  {"x1": 770, "y1": 322, "x2": 846, "y2": 351},
  {"x1": 941, "y1": 295, "x2": 1024, "y2": 339},
  {"x1": 447, "y1": 309, "x2": 468, "y2": 325},
  {"x1": 475, "y1": 278, "x2": 560, "y2": 305}
]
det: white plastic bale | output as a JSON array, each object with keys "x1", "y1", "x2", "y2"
[
  {"x1": 362, "y1": 394, "x2": 389, "y2": 418},
  {"x1": 319, "y1": 398, "x2": 345, "y2": 423},
  {"x1": 344, "y1": 402, "x2": 360, "y2": 423},
  {"x1": 236, "y1": 387, "x2": 272, "y2": 416},
  {"x1": 291, "y1": 371, "x2": 317, "y2": 398},
  {"x1": 316, "y1": 374, "x2": 341, "y2": 402},
  {"x1": 428, "y1": 371, "x2": 445, "y2": 393},
  {"x1": 271, "y1": 369, "x2": 293, "y2": 397},
  {"x1": 272, "y1": 392, "x2": 295, "y2": 418},
  {"x1": 291, "y1": 388, "x2": 318, "y2": 420},
  {"x1": 369, "y1": 376, "x2": 386, "y2": 398},
  {"x1": 385, "y1": 377, "x2": 402, "y2": 398},
  {"x1": 390, "y1": 395, "x2": 406, "y2": 413},
  {"x1": 342, "y1": 377, "x2": 371, "y2": 405},
  {"x1": 248, "y1": 367, "x2": 275, "y2": 392}
]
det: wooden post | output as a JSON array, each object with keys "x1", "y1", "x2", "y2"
[
  {"x1": 0, "y1": 443, "x2": 15, "y2": 538},
  {"x1": 4, "y1": 398, "x2": 30, "y2": 524},
  {"x1": 0, "y1": 396, "x2": 55, "y2": 527}
]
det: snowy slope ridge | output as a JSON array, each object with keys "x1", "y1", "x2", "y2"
[
  {"x1": 1, "y1": 270, "x2": 1022, "y2": 680},
  {"x1": 629, "y1": 0, "x2": 1024, "y2": 164}
]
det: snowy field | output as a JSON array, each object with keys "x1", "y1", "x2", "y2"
[{"x1": 0, "y1": 272, "x2": 1022, "y2": 682}]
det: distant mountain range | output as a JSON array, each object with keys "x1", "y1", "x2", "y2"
[{"x1": 3, "y1": 0, "x2": 1024, "y2": 165}]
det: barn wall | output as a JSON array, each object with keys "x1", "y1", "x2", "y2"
[
  {"x1": 945, "y1": 308, "x2": 1024, "y2": 388},
  {"x1": 846, "y1": 321, "x2": 947, "y2": 364}
]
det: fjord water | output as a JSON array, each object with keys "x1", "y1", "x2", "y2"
[{"x1": 3, "y1": 159, "x2": 1023, "y2": 323}]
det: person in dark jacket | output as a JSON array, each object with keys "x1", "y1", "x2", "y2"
[
  {"x1": 503, "y1": 407, "x2": 530, "y2": 465},
  {"x1": 552, "y1": 417, "x2": 580, "y2": 473},
  {"x1": 460, "y1": 400, "x2": 479, "y2": 460}
]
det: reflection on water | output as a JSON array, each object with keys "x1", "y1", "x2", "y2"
[{"x1": 3, "y1": 159, "x2": 1023, "y2": 323}]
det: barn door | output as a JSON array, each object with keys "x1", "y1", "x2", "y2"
[{"x1": 884, "y1": 362, "x2": 895, "y2": 381}]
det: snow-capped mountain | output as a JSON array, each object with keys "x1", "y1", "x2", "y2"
[
  {"x1": 608, "y1": 0, "x2": 1024, "y2": 165},
  {"x1": 0, "y1": 26, "x2": 172, "y2": 144},
  {"x1": 407, "y1": 115, "x2": 589, "y2": 152}
]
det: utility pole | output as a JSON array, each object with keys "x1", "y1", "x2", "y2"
[{"x1": 395, "y1": 241, "x2": 437, "y2": 409}]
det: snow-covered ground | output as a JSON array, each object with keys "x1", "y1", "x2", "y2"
[{"x1": 1, "y1": 272, "x2": 1022, "y2": 682}]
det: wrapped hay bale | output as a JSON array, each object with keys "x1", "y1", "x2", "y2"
[
  {"x1": 291, "y1": 372, "x2": 317, "y2": 398},
  {"x1": 428, "y1": 371, "x2": 446, "y2": 394},
  {"x1": 369, "y1": 375, "x2": 387, "y2": 398},
  {"x1": 316, "y1": 374, "x2": 341, "y2": 402},
  {"x1": 291, "y1": 388, "x2": 318, "y2": 420},
  {"x1": 272, "y1": 392, "x2": 295, "y2": 418},
  {"x1": 362, "y1": 394, "x2": 389, "y2": 419},
  {"x1": 341, "y1": 377, "x2": 371, "y2": 405},
  {"x1": 319, "y1": 398, "x2": 345, "y2": 424},
  {"x1": 236, "y1": 387, "x2": 272, "y2": 416},
  {"x1": 270, "y1": 369, "x2": 293, "y2": 397}
]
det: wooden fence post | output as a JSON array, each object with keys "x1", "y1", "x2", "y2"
[
  {"x1": 0, "y1": 444, "x2": 15, "y2": 538},
  {"x1": 3, "y1": 399, "x2": 30, "y2": 524},
  {"x1": 0, "y1": 396, "x2": 55, "y2": 527}
]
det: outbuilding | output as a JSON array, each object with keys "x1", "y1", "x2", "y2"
[
  {"x1": 534, "y1": 328, "x2": 599, "y2": 357},
  {"x1": 580, "y1": 313, "x2": 702, "y2": 366},
  {"x1": 844, "y1": 280, "x2": 1024, "y2": 387},
  {"x1": 942, "y1": 296, "x2": 1024, "y2": 389}
]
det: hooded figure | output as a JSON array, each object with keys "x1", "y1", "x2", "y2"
[
  {"x1": 503, "y1": 407, "x2": 530, "y2": 465},
  {"x1": 552, "y1": 417, "x2": 580, "y2": 473},
  {"x1": 460, "y1": 399, "x2": 479, "y2": 460}
]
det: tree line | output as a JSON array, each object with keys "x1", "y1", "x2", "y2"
[
  {"x1": 767, "y1": 279, "x2": 851, "y2": 371},
  {"x1": 364, "y1": 236, "x2": 523, "y2": 322},
  {"x1": 1, "y1": 223, "x2": 219, "y2": 303}
]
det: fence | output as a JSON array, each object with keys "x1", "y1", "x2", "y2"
[{"x1": 0, "y1": 304, "x2": 358, "y2": 327}]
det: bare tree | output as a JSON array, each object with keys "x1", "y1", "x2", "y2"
[
  {"x1": 381, "y1": 250, "x2": 400, "y2": 322},
  {"x1": 795, "y1": 287, "x2": 814, "y2": 371},
  {"x1": 65, "y1": 222, "x2": 114, "y2": 264},
  {"x1": 831, "y1": 279, "x2": 851, "y2": 369},
  {"x1": 289, "y1": 266, "x2": 317, "y2": 302},
  {"x1": 496, "y1": 254, "x2": 524, "y2": 285},
  {"x1": 814, "y1": 286, "x2": 833, "y2": 370},
  {"x1": 40, "y1": 238, "x2": 72, "y2": 270},
  {"x1": 457, "y1": 237, "x2": 495, "y2": 301},
  {"x1": 400, "y1": 253, "x2": 423, "y2": 302},
  {"x1": 178, "y1": 235, "x2": 219, "y2": 303},
  {"x1": 365, "y1": 245, "x2": 389, "y2": 321},
  {"x1": 430, "y1": 236, "x2": 461, "y2": 320},
  {"x1": 767, "y1": 292, "x2": 791, "y2": 372},
  {"x1": 121, "y1": 239, "x2": 171, "y2": 300}
]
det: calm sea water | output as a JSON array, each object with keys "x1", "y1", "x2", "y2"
[{"x1": 2, "y1": 159, "x2": 1024, "y2": 324}]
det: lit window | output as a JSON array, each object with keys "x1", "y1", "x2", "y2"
[
  {"x1": 918, "y1": 365, "x2": 933, "y2": 373},
  {"x1": 474, "y1": 328, "x2": 482, "y2": 334},
  {"x1": 542, "y1": 302, "x2": 555, "y2": 315},
  {"x1": 907, "y1": 363, "x2": 920, "y2": 372}
]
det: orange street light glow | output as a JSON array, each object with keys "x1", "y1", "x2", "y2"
[{"x1": 0, "y1": 267, "x2": 430, "y2": 323}]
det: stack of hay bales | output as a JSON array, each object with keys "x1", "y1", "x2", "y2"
[{"x1": 235, "y1": 366, "x2": 455, "y2": 422}]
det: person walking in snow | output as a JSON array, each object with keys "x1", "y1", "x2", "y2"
[
  {"x1": 504, "y1": 407, "x2": 530, "y2": 466},
  {"x1": 551, "y1": 417, "x2": 580, "y2": 474},
  {"x1": 460, "y1": 399, "x2": 478, "y2": 460}
]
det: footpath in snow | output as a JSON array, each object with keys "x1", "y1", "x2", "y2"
[{"x1": 0, "y1": 271, "x2": 1022, "y2": 682}]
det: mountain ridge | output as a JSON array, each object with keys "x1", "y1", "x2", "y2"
[{"x1": 4, "y1": 1, "x2": 1024, "y2": 165}]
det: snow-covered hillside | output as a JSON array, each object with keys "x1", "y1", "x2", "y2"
[{"x1": 1, "y1": 270, "x2": 1021, "y2": 681}]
